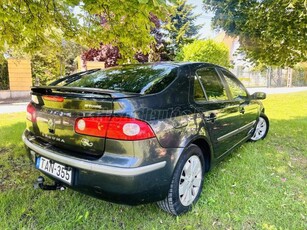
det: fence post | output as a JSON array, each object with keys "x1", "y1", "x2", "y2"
[
  {"x1": 286, "y1": 67, "x2": 293, "y2": 87},
  {"x1": 267, "y1": 67, "x2": 271, "y2": 88}
]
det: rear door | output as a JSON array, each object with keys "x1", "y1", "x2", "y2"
[{"x1": 191, "y1": 66, "x2": 246, "y2": 158}]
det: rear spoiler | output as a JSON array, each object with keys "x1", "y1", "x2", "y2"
[{"x1": 31, "y1": 86, "x2": 140, "y2": 99}]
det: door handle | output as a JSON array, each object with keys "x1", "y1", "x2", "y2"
[{"x1": 204, "y1": 113, "x2": 217, "y2": 123}]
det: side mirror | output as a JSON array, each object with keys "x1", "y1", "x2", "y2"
[{"x1": 251, "y1": 92, "x2": 266, "y2": 100}]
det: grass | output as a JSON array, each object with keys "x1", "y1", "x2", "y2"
[{"x1": 0, "y1": 92, "x2": 306, "y2": 229}]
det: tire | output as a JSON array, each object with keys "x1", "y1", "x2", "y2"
[
  {"x1": 250, "y1": 113, "x2": 269, "y2": 141},
  {"x1": 157, "y1": 144, "x2": 205, "y2": 215}
]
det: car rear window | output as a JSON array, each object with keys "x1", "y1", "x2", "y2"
[{"x1": 58, "y1": 64, "x2": 178, "y2": 95}]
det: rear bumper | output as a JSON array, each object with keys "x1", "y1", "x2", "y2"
[
  {"x1": 23, "y1": 133, "x2": 166, "y2": 176},
  {"x1": 22, "y1": 131, "x2": 183, "y2": 204}
]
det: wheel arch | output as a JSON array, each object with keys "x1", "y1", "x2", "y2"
[{"x1": 191, "y1": 137, "x2": 212, "y2": 172}]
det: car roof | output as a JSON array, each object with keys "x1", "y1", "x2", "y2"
[{"x1": 115, "y1": 61, "x2": 224, "y2": 69}]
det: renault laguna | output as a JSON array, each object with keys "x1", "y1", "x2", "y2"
[{"x1": 23, "y1": 62, "x2": 269, "y2": 215}]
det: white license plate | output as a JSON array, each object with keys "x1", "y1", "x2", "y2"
[{"x1": 36, "y1": 156, "x2": 73, "y2": 185}]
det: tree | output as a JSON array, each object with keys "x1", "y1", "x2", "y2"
[
  {"x1": 81, "y1": 44, "x2": 120, "y2": 68},
  {"x1": 0, "y1": 60, "x2": 9, "y2": 90},
  {"x1": 203, "y1": 0, "x2": 307, "y2": 67},
  {"x1": 0, "y1": 0, "x2": 174, "y2": 61},
  {"x1": 0, "y1": 1, "x2": 77, "y2": 54},
  {"x1": 135, "y1": 12, "x2": 170, "y2": 63},
  {"x1": 135, "y1": 0, "x2": 203, "y2": 62},
  {"x1": 31, "y1": 41, "x2": 84, "y2": 85},
  {"x1": 164, "y1": 0, "x2": 202, "y2": 59},
  {"x1": 182, "y1": 39, "x2": 230, "y2": 67}
]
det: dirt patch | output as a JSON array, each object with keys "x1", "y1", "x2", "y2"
[
  {"x1": 0, "y1": 147, "x2": 10, "y2": 155},
  {"x1": 291, "y1": 156, "x2": 307, "y2": 171}
]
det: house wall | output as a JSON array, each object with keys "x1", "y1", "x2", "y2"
[
  {"x1": 86, "y1": 61, "x2": 105, "y2": 70},
  {"x1": 0, "y1": 59, "x2": 32, "y2": 100},
  {"x1": 76, "y1": 57, "x2": 105, "y2": 71}
]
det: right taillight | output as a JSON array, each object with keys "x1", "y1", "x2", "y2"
[
  {"x1": 26, "y1": 103, "x2": 37, "y2": 122},
  {"x1": 74, "y1": 117, "x2": 155, "y2": 140},
  {"x1": 107, "y1": 117, "x2": 156, "y2": 140}
]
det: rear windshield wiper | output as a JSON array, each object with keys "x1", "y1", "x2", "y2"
[{"x1": 49, "y1": 69, "x2": 101, "y2": 86}]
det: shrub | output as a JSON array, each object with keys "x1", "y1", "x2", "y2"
[{"x1": 181, "y1": 39, "x2": 230, "y2": 67}]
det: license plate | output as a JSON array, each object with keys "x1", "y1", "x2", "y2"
[{"x1": 36, "y1": 156, "x2": 73, "y2": 185}]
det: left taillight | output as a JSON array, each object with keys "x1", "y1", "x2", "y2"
[
  {"x1": 26, "y1": 103, "x2": 37, "y2": 122},
  {"x1": 74, "y1": 117, "x2": 156, "y2": 140}
]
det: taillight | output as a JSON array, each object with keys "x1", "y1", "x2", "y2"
[
  {"x1": 74, "y1": 117, "x2": 155, "y2": 140},
  {"x1": 75, "y1": 117, "x2": 110, "y2": 137},
  {"x1": 107, "y1": 118, "x2": 155, "y2": 140},
  {"x1": 26, "y1": 103, "x2": 36, "y2": 122}
]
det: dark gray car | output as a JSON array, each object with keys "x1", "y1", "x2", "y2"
[{"x1": 23, "y1": 62, "x2": 269, "y2": 215}]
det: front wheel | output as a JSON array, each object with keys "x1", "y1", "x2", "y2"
[
  {"x1": 250, "y1": 114, "x2": 269, "y2": 141},
  {"x1": 157, "y1": 144, "x2": 205, "y2": 215}
]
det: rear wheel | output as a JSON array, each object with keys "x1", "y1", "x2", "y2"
[
  {"x1": 250, "y1": 114, "x2": 269, "y2": 141},
  {"x1": 157, "y1": 144, "x2": 205, "y2": 215}
]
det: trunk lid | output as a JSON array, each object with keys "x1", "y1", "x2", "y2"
[{"x1": 28, "y1": 86, "x2": 138, "y2": 157}]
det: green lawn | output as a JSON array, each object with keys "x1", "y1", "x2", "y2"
[{"x1": 0, "y1": 92, "x2": 306, "y2": 229}]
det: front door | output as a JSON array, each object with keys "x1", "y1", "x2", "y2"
[{"x1": 218, "y1": 68, "x2": 259, "y2": 139}]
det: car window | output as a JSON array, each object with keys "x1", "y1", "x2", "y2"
[
  {"x1": 221, "y1": 70, "x2": 248, "y2": 100},
  {"x1": 59, "y1": 64, "x2": 178, "y2": 95},
  {"x1": 194, "y1": 76, "x2": 206, "y2": 102},
  {"x1": 196, "y1": 68, "x2": 228, "y2": 101}
]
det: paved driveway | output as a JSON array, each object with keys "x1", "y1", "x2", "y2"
[
  {"x1": 247, "y1": 87, "x2": 307, "y2": 95},
  {"x1": 1, "y1": 87, "x2": 307, "y2": 114},
  {"x1": 0, "y1": 102, "x2": 28, "y2": 114}
]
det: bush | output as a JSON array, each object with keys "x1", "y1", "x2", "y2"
[
  {"x1": 0, "y1": 60, "x2": 9, "y2": 90},
  {"x1": 181, "y1": 39, "x2": 230, "y2": 67}
]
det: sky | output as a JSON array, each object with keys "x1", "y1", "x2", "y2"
[{"x1": 187, "y1": 0, "x2": 216, "y2": 38}]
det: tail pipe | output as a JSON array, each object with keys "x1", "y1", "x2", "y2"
[{"x1": 34, "y1": 176, "x2": 66, "y2": 191}]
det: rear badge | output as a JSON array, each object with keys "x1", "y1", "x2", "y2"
[
  {"x1": 42, "y1": 133, "x2": 65, "y2": 143},
  {"x1": 81, "y1": 138, "x2": 93, "y2": 147},
  {"x1": 48, "y1": 118, "x2": 55, "y2": 133},
  {"x1": 85, "y1": 104, "x2": 102, "y2": 109}
]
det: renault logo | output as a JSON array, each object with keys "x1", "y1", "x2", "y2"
[{"x1": 48, "y1": 118, "x2": 55, "y2": 133}]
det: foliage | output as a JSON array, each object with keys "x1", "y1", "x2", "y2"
[
  {"x1": 182, "y1": 39, "x2": 230, "y2": 67},
  {"x1": 81, "y1": 44, "x2": 120, "y2": 68},
  {"x1": 203, "y1": 0, "x2": 307, "y2": 67},
  {"x1": 294, "y1": 62, "x2": 307, "y2": 71},
  {"x1": 293, "y1": 63, "x2": 307, "y2": 86},
  {"x1": 0, "y1": 60, "x2": 9, "y2": 90},
  {"x1": 31, "y1": 41, "x2": 84, "y2": 85},
  {"x1": 135, "y1": 0, "x2": 203, "y2": 62},
  {"x1": 1, "y1": 91, "x2": 307, "y2": 229},
  {"x1": 164, "y1": 0, "x2": 202, "y2": 59},
  {"x1": 0, "y1": 1, "x2": 175, "y2": 87},
  {"x1": 76, "y1": 0, "x2": 172, "y2": 61},
  {"x1": 134, "y1": 13, "x2": 170, "y2": 63},
  {"x1": 0, "y1": 0, "x2": 78, "y2": 54},
  {"x1": 31, "y1": 53, "x2": 59, "y2": 86},
  {"x1": 0, "y1": 0, "x2": 174, "y2": 61},
  {"x1": 60, "y1": 41, "x2": 85, "y2": 76}
]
